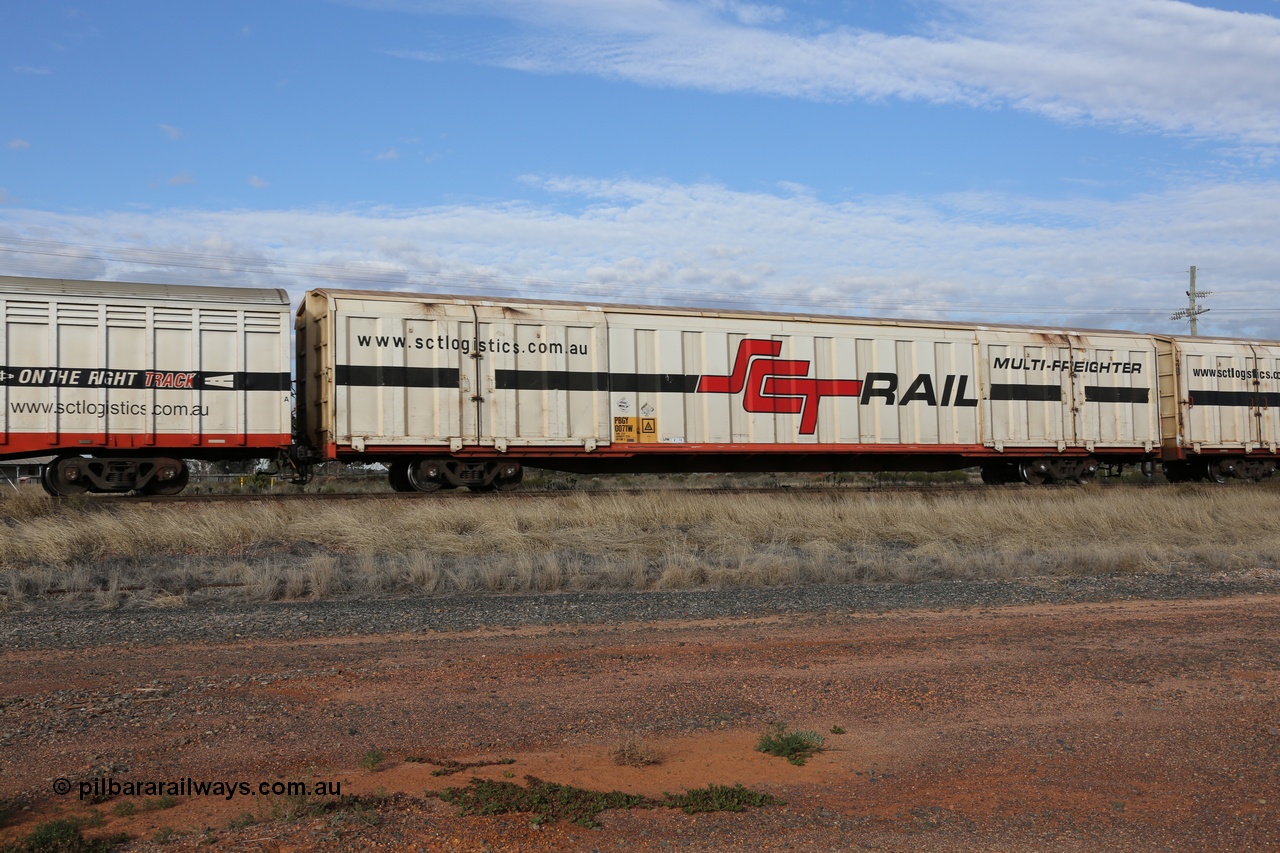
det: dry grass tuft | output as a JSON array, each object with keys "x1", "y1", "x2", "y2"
[
  {"x1": 5, "y1": 482, "x2": 1280, "y2": 608},
  {"x1": 610, "y1": 738, "x2": 664, "y2": 767}
]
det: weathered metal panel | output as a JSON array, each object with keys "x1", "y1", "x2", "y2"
[
  {"x1": 1254, "y1": 343, "x2": 1280, "y2": 452},
  {"x1": 1067, "y1": 334, "x2": 1159, "y2": 451},
  {"x1": 316, "y1": 293, "x2": 472, "y2": 449},
  {"x1": 0, "y1": 276, "x2": 292, "y2": 460},
  {"x1": 472, "y1": 303, "x2": 609, "y2": 447},
  {"x1": 1174, "y1": 337, "x2": 1262, "y2": 451},
  {"x1": 979, "y1": 330, "x2": 1157, "y2": 451},
  {"x1": 980, "y1": 332, "x2": 1074, "y2": 449},
  {"x1": 310, "y1": 292, "x2": 612, "y2": 452}
]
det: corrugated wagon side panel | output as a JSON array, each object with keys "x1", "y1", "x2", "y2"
[
  {"x1": 980, "y1": 333, "x2": 1073, "y2": 449},
  {"x1": 1177, "y1": 339, "x2": 1259, "y2": 449},
  {"x1": 1, "y1": 276, "x2": 292, "y2": 460},
  {"x1": 1069, "y1": 335, "x2": 1159, "y2": 450},
  {"x1": 473, "y1": 304, "x2": 608, "y2": 446},
  {"x1": 1255, "y1": 343, "x2": 1280, "y2": 452},
  {"x1": 325, "y1": 297, "x2": 470, "y2": 449},
  {"x1": 105, "y1": 305, "x2": 149, "y2": 442},
  {"x1": 2, "y1": 299, "x2": 55, "y2": 447}
]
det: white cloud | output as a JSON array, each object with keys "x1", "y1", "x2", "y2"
[
  {"x1": 7, "y1": 139, "x2": 30, "y2": 150},
  {"x1": 166, "y1": 172, "x2": 195, "y2": 186},
  {"x1": 13, "y1": 65, "x2": 50, "y2": 75},
  {"x1": 249, "y1": 175, "x2": 269, "y2": 188},
  {"x1": 159, "y1": 124, "x2": 186, "y2": 140},
  {"x1": 2, "y1": 175, "x2": 1278, "y2": 337},
  {"x1": 383, "y1": 0, "x2": 1280, "y2": 146},
  {"x1": 375, "y1": 148, "x2": 400, "y2": 160}
]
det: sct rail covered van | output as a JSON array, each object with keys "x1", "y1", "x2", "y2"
[
  {"x1": 3, "y1": 274, "x2": 1278, "y2": 494},
  {"x1": 297, "y1": 289, "x2": 1161, "y2": 490}
]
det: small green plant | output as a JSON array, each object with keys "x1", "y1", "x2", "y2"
[
  {"x1": 830, "y1": 725, "x2": 846, "y2": 735},
  {"x1": 755, "y1": 723, "x2": 825, "y2": 766},
  {"x1": 151, "y1": 826, "x2": 180, "y2": 845},
  {"x1": 432, "y1": 776, "x2": 781, "y2": 828},
  {"x1": 423, "y1": 756, "x2": 516, "y2": 777},
  {"x1": 110, "y1": 801, "x2": 136, "y2": 818},
  {"x1": 138, "y1": 795, "x2": 178, "y2": 812},
  {"x1": 662, "y1": 784, "x2": 783, "y2": 814},
  {"x1": 0, "y1": 818, "x2": 128, "y2": 853},
  {"x1": 359, "y1": 749, "x2": 384, "y2": 771},
  {"x1": 435, "y1": 776, "x2": 649, "y2": 828}
]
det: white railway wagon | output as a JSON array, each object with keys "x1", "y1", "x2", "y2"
[
  {"x1": 1157, "y1": 336, "x2": 1280, "y2": 482},
  {"x1": 0, "y1": 276, "x2": 293, "y2": 494},
  {"x1": 297, "y1": 289, "x2": 1161, "y2": 490}
]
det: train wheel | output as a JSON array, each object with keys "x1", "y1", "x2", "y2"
[
  {"x1": 42, "y1": 460, "x2": 90, "y2": 496},
  {"x1": 388, "y1": 461, "x2": 413, "y2": 492},
  {"x1": 1017, "y1": 460, "x2": 1048, "y2": 486},
  {"x1": 406, "y1": 459, "x2": 445, "y2": 493},
  {"x1": 493, "y1": 462, "x2": 523, "y2": 491},
  {"x1": 143, "y1": 463, "x2": 189, "y2": 496},
  {"x1": 1204, "y1": 459, "x2": 1234, "y2": 484},
  {"x1": 1071, "y1": 458, "x2": 1099, "y2": 485},
  {"x1": 980, "y1": 463, "x2": 1010, "y2": 485}
]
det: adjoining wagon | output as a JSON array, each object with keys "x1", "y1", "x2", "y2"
[
  {"x1": 0, "y1": 276, "x2": 294, "y2": 495},
  {"x1": 1157, "y1": 336, "x2": 1280, "y2": 482}
]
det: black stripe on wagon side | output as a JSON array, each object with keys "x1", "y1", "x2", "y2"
[
  {"x1": 1189, "y1": 390, "x2": 1280, "y2": 407},
  {"x1": 989, "y1": 383, "x2": 1062, "y2": 402},
  {"x1": 239, "y1": 372, "x2": 292, "y2": 392},
  {"x1": 494, "y1": 369, "x2": 701, "y2": 394},
  {"x1": 335, "y1": 365, "x2": 460, "y2": 388},
  {"x1": 1084, "y1": 386, "x2": 1150, "y2": 404},
  {"x1": 608, "y1": 373, "x2": 701, "y2": 394},
  {"x1": 495, "y1": 370, "x2": 609, "y2": 392}
]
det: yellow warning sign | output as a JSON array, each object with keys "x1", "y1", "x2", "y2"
[
  {"x1": 613, "y1": 416, "x2": 638, "y2": 443},
  {"x1": 614, "y1": 416, "x2": 659, "y2": 443}
]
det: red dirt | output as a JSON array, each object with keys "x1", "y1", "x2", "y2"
[{"x1": 3, "y1": 595, "x2": 1280, "y2": 850}]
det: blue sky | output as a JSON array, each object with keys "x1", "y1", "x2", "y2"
[{"x1": 3, "y1": 0, "x2": 1280, "y2": 336}]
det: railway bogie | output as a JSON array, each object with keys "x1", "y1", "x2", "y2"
[
  {"x1": 39, "y1": 454, "x2": 190, "y2": 496},
  {"x1": 387, "y1": 457, "x2": 522, "y2": 492}
]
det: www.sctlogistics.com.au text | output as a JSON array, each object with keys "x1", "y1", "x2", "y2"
[{"x1": 64, "y1": 776, "x2": 342, "y2": 801}]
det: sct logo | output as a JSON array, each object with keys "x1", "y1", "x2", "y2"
[
  {"x1": 696, "y1": 339, "x2": 979, "y2": 435},
  {"x1": 696, "y1": 339, "x2": 861, "y2": 435}
]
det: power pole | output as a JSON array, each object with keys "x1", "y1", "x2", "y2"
[{"x1": 1169, "y1": 265, "x2": 1210, "y2": 335}]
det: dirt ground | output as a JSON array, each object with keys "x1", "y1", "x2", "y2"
[{"x1": 3, "y1": 593, "x2": 1279, "y2": 851}]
